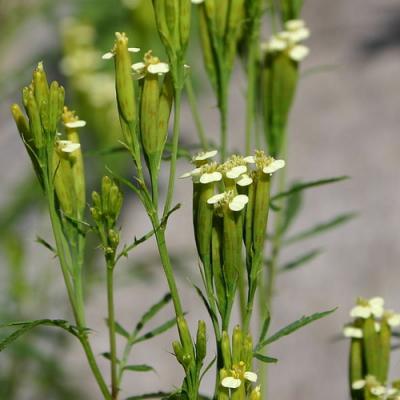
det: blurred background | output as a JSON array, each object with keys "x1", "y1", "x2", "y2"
[{"x1": 0, "y1": 0, "x2": 399, "y2": 399}]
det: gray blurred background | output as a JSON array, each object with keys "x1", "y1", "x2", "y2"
[{"x1": 0, "y1": 0, "x2": 399, "y2": 399}]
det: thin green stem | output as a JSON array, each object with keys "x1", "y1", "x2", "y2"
[
  {"x1": 106, "y1": 262, "x2": 118, "y2": 399},
  {"x1": 163, "y1": 87, "x2": 182, "y2": 218},
  {"x1": 185, "y1": 77, "x2": 208, "y2": 150}
]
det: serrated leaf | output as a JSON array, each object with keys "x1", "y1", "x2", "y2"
[
  {"x1": 279, "y1": 249, "x2": 323, "y2": 272},
  {"x1": 135, "y1": 293, "x2": 172, "y2": 334},
  {"x1": 253, "y1": 353, "x2": 278, "y2": 363},
  {"x1": 283, "y1": 213, "x2": 356, "y2": 245},
  {"x1": 125, "y1": 392, "x2": 171, "y2": 400},
  {"x1": 271, "y1": 176, "x2": 349, "y2": 201},
  {"x1": 134, "y1": 318, "x2": 176, "y2": 344},
  {"x1": 256, "y1": 308, "x2": 336, "y2": 351},
  {"x1": 0, "y1": 319, "x2": 80, "y2": 352},
  {"x1": 123, "y1": 364, "x2": 154, "y2": 372}
]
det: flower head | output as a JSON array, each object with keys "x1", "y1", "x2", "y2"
[
  {"x1": 102, "y1": 32, "x2": 140, "y2": 60},
  {"x1": 131, "y1": 50, "x2": 169, "y2": 79},
  {"x1": 221, "y1": 361, "x2": 258, "y2": 389},
  {"x1": 343, "y1": 325, "x2": 363, "y2": 339},
  {"x1": 191, "y1": 150, "x2": 218, "y2": 166},
  {"x1": 350, "y1": 297, "x2": 384, "y2": 320},
  {"x1": 207, "y1": 191, "x2": 248, "y2": 212},
  {"x1": 250, "y1": 150, "x2": 285, "y2": 175}
]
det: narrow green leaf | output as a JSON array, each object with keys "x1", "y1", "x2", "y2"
[
  {"x1": 200, "y1": 356, "x2": 216, "y2": 381},
  {"x1": 256, "y1": 308, "x2": 336, "y2": 351},
  {"x1": 283, "y1": 213, "x2": 356, "y2": 245},
  {"x1": 279, "y1": 186, "x2": 303, "y2": 234},
  {"x1": 123, "y1": 364, "x2": 154, "y2": 372},
  {"x1": 101, "y1": 352, "x2": 120, "y2": 363},
  {"x1": 135, "y1": 293, "x2": 172, "y2": 333},
  {"x1": 192, "y1": 284, "x2": 219, "y2": 330},
  {"x1": 105, "y1": 319, "x2": 129, "y2": 339},
  {"x1": 125, "y1": 392, "x2": 171, "y2": 400},
  {"x1": 35, "y1": 236, "x2": 56, "y2": 254},
  {"x1": 254, "y1": 353, "x2": 278, "y2": 363},
  {"x1": 134, "y1": 318, "x2": 176, "y2": 344},
  {"x1": 271, "y1": 176, "x2": 350, "y2": 201},
  {"x1": 0, "y1": 319, "x2": 80, "y2": 352},
  {"x1": 279, "y1": 249, "x2": 323, "y2": 272},
  {"x1": 258, "y1": 311, "x2": 271, "y2": 343}
]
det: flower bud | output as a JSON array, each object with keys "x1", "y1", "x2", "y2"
[
  {"x1": 195, "y1": 320, "x2": 207, "y2": 365},
  {"x1": 32, "y1": 62, "x2": 49, "y2": 108},
  {"x1": 232, "y1": 325, "x2": 242, "y2": 365},
  {"x1": 108, "y1": 229, "x2": 120, "y2": 250},
  {"x1": 249, "y1": 386, "x2": 261, "y2": 400},
  {"x1": 177, "y1": 316, "x2": 195, "y2": 359},
  {"x1": 109, "y1": 184, "x2": 123, "y2": 223},
  {"x1": 241, "y1": 334, "x2": 253, "y2": 368},
  {"x1": 101, "y1": 176, "x2": 113, "y2": 215},
  {"x1": 48, "y1": 81, "x2": 64, "y2": 134},
  {"x1": 25, "y1": 92, "x2": 44, "y2": 149},
  {"x1": 114, "y1": 32, "x2": 136, "y2": 123},
  {"x1": 221, "y1": 331, "x2": 231, "y2": 370},
  {"x1": 172, "y1": 340, "x2": 185, "y2": 365}
]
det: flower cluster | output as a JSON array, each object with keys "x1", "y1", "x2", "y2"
[
  {"x1": 263, "y1": 19, "x2": 310, "y2": 62},
  {"x1": 352, "y1": 376, "x2": 400, "y2": 400}
]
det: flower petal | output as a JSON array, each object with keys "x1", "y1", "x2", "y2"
[
  {"x1": 221, "y1": 377, "x2": 242, "y2": 389},
  {"x1": 243, "y1": 156, "x2": 255, "y2": 164},
  {"x1": 288, "y1": 45, "x2": 309, "y2": 62},
  {"x1": 350, "y1": 305, "x2": 371, "y2": 319},
  {"x1": 352, "y1": 380, "x2": 366, "y2": 390},
  {"x1": 179, "y1": 168, "x2": 201, "y2": 179},
  {"x1": 65, "y1": 120, "x2": 86, "y2": 128},
  {"x1": 148, "y1": 62, "x2": 170, "y2": 75},
  {"x1": 200, "y1": 172, "x2": 222, "y2": 184},
  {"x1": 237, "y1": 174, "x2": 253, "y2": 187},
  {"x1": 285, "y1": 19, "x2": 305, "y2": 31},
  {"x1": 194, "y1": 150, "x2": 218, "y2": 161},
  {"x1": 207, "y1": 193, "x2": 226, "y2": 205},
  {"x1": 371, "y1": 386, "x2": 386, "y2": 396},
  {"x1": 132, "y1": 62, "x2": 146, "y2": 72},
  {"x1": 229, "y1": 194, "x2": 249, "y2": 211},
  {"x1": 263, "y1": 159, "x2": 285, "y2": 174},
  {"x1": 244, "y1": 371, "x2": 258, "y2": 383},
  {"x1": 226, "y1": 165, "x2": 247, "y2": 179},
  {"x1": 387, "y1": 313, "x2": 400, "y2": 327},
  {"x1": 128, "y1": 47, "x2": 140, "y2": 53},
  {"x1": 267, "y1": 37, "x2": 287, "y2": 52},
  {"x1": 58, "y1": 140, "x2": 81, "y2": 153},
  {"x1": 102, "y1": 52, "x2": 114, "y2": 60},
  {"x1": 343, "y1": 326, "x2": 363, "y2": 339}
]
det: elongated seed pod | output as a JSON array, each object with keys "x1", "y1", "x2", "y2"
[
  {"x1": 196, "y1": 320, "x2": 207, "y2": 364},
  {"x1": 349, "y1": 338, "x2": 364, "y2": 400},
  {"x1": 221, "y1": 331, "x2": 231, "y2": 369},
  {"x1": 378, "y1": 320, "x2": 391, "y2": 384},
  {"x1": 363, "y1": 317, "x2": 380, "y2": 377},
  {"x1": 232, "y1": 325, "x2": 242, "y2": 365}
]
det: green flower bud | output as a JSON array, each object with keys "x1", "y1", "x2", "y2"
[
  {"x1": 177, "y1": 316, "x2": 195, "y2": 359},
  {"x1": 349, "y1": 338, "x2": 364, "y2": 400},
  {"x1": 262, "y1": 52, "x2": 298, "y2": 157},
  {"x1": 90, "y1": 206, "x2": 101, "y2": 222},
  {"x1": 221, "y1": 331, "x2": 231, "y2": 370},
  {"x1": 363, "y1": 317, "x2": 380, "y2": 377},
  {"x1": 241, "y1": 334, "x2": 253, "y2": 368},
  {"x1": 232, "y1": 325, "x2": 242, "y2": 365},
  {"x1": 109, "y1": 184, "x2": 123, "y2": 223},
  {"x1": 32, "y1": 62, "x2": 49, "y2": 108},
  {"x1": 48, "y1": 81, "x2": 64, "y2": 134},
  {"x1": 172, "y1": 340, "x2": 185, "y2": 365},
  {"x1": 195, "y1": 320, "x2": 207, "y2": 365},
  {"x1": 378, "y1": 320, "x2": 391, "y2": 384},
  {"x1": 92, "y1": 191, "x2": 102, "y2": 210},
  {"x1": 114, "y1": 32, "x2": 136, "y2": 123},
  {"x1": 108, "y1": 229, "x2": 120, "y2": 250},
  {"x1": 249, "y1": 386, "x2": 261, "y2": 400},
  {"x1": 25, "y1": 92, "x2": 44, "y2": 149},
  {"x1": 101, "y1": 176, "x2": 113, "y2": 215}
]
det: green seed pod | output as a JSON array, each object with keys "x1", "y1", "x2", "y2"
[
  {"x1": 114, "y1": 32, "x2": 136, "y2": 123},
  {"x1": 215, "y1": 0, "x2": 228, "y2": 39},
  {"x1": 32, "y1": 62, "x2": 49, "y2": 108},
  {"x1": 349, "y1": 338, "x2": 364, "y2": 400},
  {"x1": 252, "y1": 170, "x2": 270, "y2": 256},
  {"x1": 53, "y1": 147, "x2": 77, "y2": 218},
  {"x1": 241, "y1": 334, "x2": 253, "y2": 368},
  {"x1": 199, "y1": 8, "x2": 217, "y2": 91},
  {"x1": 195, "y1": 320, "x2": 207, "y2": 365},
  {"x1": 179, "y1": 0, "x2": 191, "y2": 51},
  {"x1": 141, "y1": 73, "x2": 161, "y2": 156},
  {"x1": 65, "y1": 128, "x2": 85, "y2": 219},
  {"x1": 221, "y1": 331, "x2": 231, "y2": 370},
  {"x1": 157, "y1": 73, "x2": 173, "y2": 151},
  {"x1": 164, "y1": 0, "x2": 179, "y2": 50},
  {"x1": 243, "y1": 173, "x2": 255, "y2": 258},
  {"x1": 378, "y1": 320, "x2": 391, "y2": 384},
  {"x1": 212, "y1": 215, "x2": 226, "y2": 316},
  {"x1": 177, "y1": 316, "x2": 195, "y2": 359},
  {"x1": 225, "y1": 0, "x2": 245, "y2": 69},
  {"x1": 363, "y1": 317, "x2": 380, "y2": 378},
  {"x1": 48, "y1": 81, "x2": 62, "y2": 134},
  {"x1": 232, "y1": 325, "x2": 242, "y2": 365},
  {"x1": 172, "y1": 340, "x2": 185, "y2": 365},
  {"x1": 218, "y1": 369, "x2": 230, "y2": 400},
  {"x1": 262, "y1": 52, "x2": 298, "y2": 157},
  {"x1": 26, "y1": 93, "x2": 44, "y2": 149},
  {"x1": 152, "y1": 0, "x2": 172, "y2": 49}
]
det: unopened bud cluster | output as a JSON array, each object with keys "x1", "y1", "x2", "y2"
[
  {"x1": 344, "y1": 297, "x2": 400, "y2": 399},
  {"x1": 91, "y1": 176, "x2": 123, "y2": 260},
  {"x1": 181, "y1": 150, "x2": 284, "y2": 319},
  {"x1": 219, "y1": 326, "x2": 260, "y2": 400},
  {"x1": 11, "y1": 63, "x2": 86, "y2": 219}
]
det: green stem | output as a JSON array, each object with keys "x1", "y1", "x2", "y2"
[
  {"x1": 106, "y1": 261, "x2": 118, "y2": 399},
  {"x1": 185, "y1": 77, "x2": 208, "y2": 150},
  {"x1": 163, "y1": 87, "x2": 182, "y2": 218}
]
